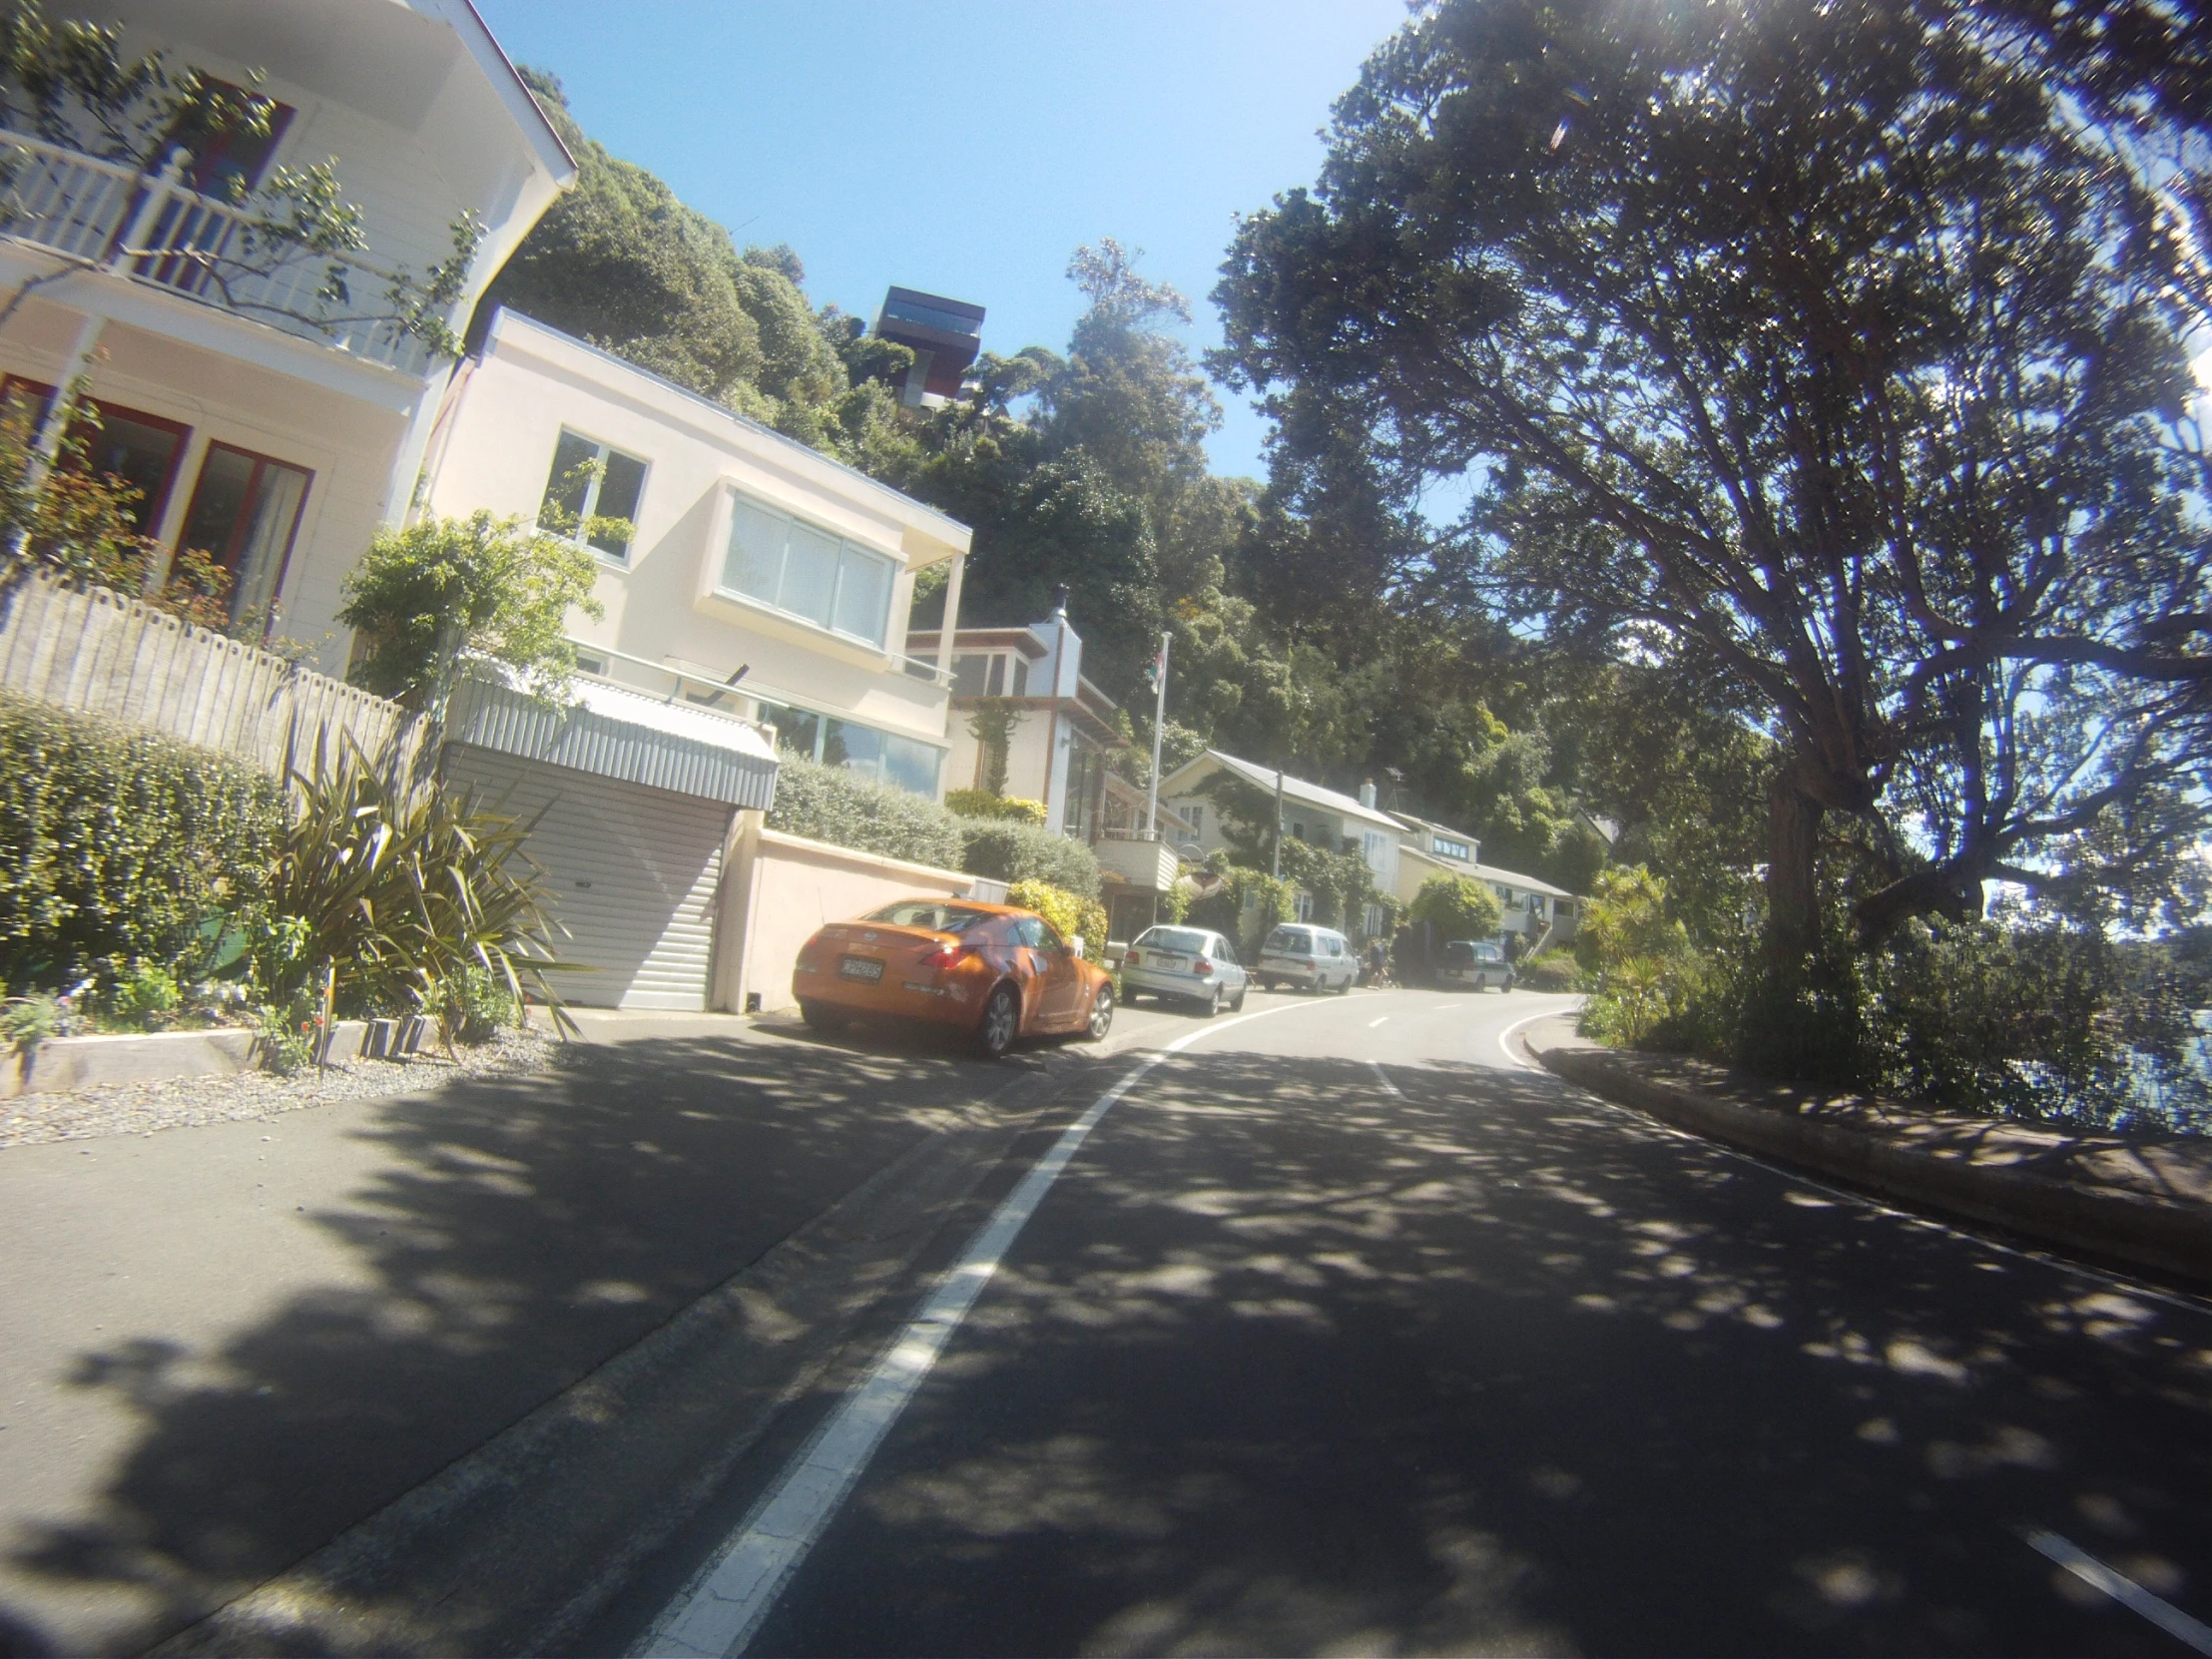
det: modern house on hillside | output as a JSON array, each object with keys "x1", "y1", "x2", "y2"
[
  {"x1": 414, "y1": 305, "x2": 975, "y2": 1010},
  {"x1": 0, "y1": 0, "x2": 574, "y2": 676},
  {"x1": 908, "y1": 602, "x2": 1193, "y2": 944},
  {"x1": 870, "y1": 285, "x2": 985, "y2": 409}
]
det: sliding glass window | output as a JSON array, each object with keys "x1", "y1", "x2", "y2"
[
  {"x1": 755, "y1": 698, "x2": 942, "y2": 798},
  {"x1": 721, "y1": 489, "x2": 895, "y2": 648}
]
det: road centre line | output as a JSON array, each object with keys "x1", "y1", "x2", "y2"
[
  {"x1": 635, "y1": 998, "x2": 1313, "y2": 1659},
  {"x1": 2021, "y1": 1529, "x2": 2212, "y2": 1654},
  {"x1": 1370, "y1": 1060, "x2": 1403, "y2": 1099},
  {"x1": 1368, "y1": 1015, "x2": 1388, "y2": 1028}
]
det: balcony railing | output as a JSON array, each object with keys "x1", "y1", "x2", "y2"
[{"x1": 0, "y1": 129, "x2": 435, "y2": 376}]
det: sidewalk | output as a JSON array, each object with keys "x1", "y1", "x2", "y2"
[{"x1": 1519, "y1": 1015, "x2": 2212, "y2": 1289}]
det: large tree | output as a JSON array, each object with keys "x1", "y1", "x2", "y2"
[{"x1": 1216, "y1": 0, "x2": 2211, "y2": 975}]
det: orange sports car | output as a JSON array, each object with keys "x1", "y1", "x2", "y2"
[{"x1": 792, "y1": 897, "x2": 1116, "y2": 1058}]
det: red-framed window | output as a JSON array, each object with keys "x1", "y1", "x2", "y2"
[
  {"x1": 177, "y1": 441, "x2": 312, "y2": 628},
  {"x1": 0, "y1": 375, "x2": 190, "y2": 538}
]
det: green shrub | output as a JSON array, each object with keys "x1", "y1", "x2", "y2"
[
  {"x1": 0, "y1": 991, "x2": 61, "y2": 1051},
  {"x1": 1520, "y1": 948, "x2": 1581, "y2": 992},
  {"x1": 944, "y1": 789, "x2": 1047, "y2": 826},
  {"x1": 271, "y1": 733, "x2": 576, "y2": 1039},
  {"x1": 113, "y1": 959, "x2": 182, "y2": 1024},
  {"x1": 1407, "y1": 872, "x2": 1503, "y2": 941},
  {"x1": 766, "y1": 753, "x2": 964, "y2": 869},
  {"x1": 446, "y1": 960, "x2": 520, "y2": 1045},
  {"x1": 956, "y1": 818, "x2": 1101, "y2": 898},
  {"x1": 0, "y1": 691, "x2": 283, "y2": 992},
  {"x1": 1187, "y1": 862, "x2": 1295, "y2": 964},
  {"x1": 1006, "y1": 879, "x2": 1110, "y2": 953}
]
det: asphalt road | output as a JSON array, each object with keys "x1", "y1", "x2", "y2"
[{"x1": 624, "y1": 985, "x2": 2212, "y2": 1658}]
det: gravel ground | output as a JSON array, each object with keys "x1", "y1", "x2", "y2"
[{"x1": 0, "y1": 1027, "x2": 567, "y2": 1150}]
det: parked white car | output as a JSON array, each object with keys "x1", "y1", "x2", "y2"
[
  {"x1": 1121, "y1": 925, "x2": 1250, "y2": 1015},
  {"x1": 1439, "y1": 938, "x2": 1515, "y2": 991},
  {"x1": 1256, "y1": 924, "x2": 1359, "y2": 994}
]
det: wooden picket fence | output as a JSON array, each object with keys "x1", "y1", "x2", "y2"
[{"x1": 0, "y1": 573, "x2": 420, "y2": 777}]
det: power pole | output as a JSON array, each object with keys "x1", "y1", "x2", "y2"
[
  {"x1": 1144, "y1": 632, "x2": 1169, "y2": 839},
  {"x1": 1273, "y1": 764, "x2": 1286, "y2": 881}
]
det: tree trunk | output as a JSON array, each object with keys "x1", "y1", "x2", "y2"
[{"x1": 1764, "y1": 768, "x2": 1825, "y2": 977}]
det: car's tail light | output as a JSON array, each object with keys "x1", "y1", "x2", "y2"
[
  {"x1": 918, "y1": 941, "x2": 970, "y2": 968},
  {"x1": 1124, "y1": 949, "x2": 1141, "y2": 966},
  {"x1": 1194, "y1": 958, "x2": 1213, "y2": 976}
]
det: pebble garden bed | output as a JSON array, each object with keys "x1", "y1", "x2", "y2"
[{"x1": 0, "y1": 1027, "x2": 565, "y2": 1149}]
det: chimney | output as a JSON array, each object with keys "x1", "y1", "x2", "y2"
[
  {"x1": 1050, "y1": 583, "x2": 1069, "y2": 621},
  {"x1": 1360, "y1": 779, "x2": 1379, "y2": 811}
]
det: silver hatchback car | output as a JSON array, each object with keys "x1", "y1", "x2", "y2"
[{"x1": 1120, "y1": 925, "x2": 1250, "y2": 1015}]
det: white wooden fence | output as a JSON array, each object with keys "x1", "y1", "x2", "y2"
[{"x1": 0, "y1": 574, "x2": 415, "y2": 776}]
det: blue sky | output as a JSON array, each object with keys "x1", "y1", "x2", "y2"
[{"x1": 470, "y1": 1, "x2": 1409, "y2": 481}]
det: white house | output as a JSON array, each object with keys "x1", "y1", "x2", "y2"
[
  {"x1": 414, "y1": 306, "x2": 975, "y2": 1010},
  {"x1": 0, "y1": 0, "x2": 574, "y2": 675},
  {"x1": 1157, "y1": 750, "x2": 1404, "y2": 936},
  {"x1": 1390, "y1": 811, "x2": 1578, "y2": 944}
]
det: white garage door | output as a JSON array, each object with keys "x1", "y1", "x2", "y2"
[{"x1": 447, "y1": 746, "x2": 733, "y2": 1010}]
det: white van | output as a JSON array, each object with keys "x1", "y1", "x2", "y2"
[{"x1": 1256, "y1": 924, "x2": 1358, "y2": 994}]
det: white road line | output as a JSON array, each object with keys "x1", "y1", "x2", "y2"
[
  {"x1": 635, "y1": 999, "x2": 1312, "y2": 1659},
  {"x1": 1367, "y1": 1015, "x2": 1388, "y2": 1028},
  {"x1": 2021, "y1": 1529, "x2": 2212, "y2": 1654},
  {"x1": 1371, "y1": 1060, "x2": 1403, "y2": 1099},
  {"x1": 1495, "y1": 1006, "x2": 1560, "y2": 1072}
]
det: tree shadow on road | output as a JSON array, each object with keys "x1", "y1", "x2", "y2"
[
  {"x1": 2, "y1": 1030, "x2": 1045, "y2": 1657},
  {"x1": 754, "y1": 1050, "x2": 2212, "y2": 1659}
]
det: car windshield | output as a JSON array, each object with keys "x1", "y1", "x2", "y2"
[
  {"x1": 1136, "y1": 927, "x2": 1211, "y2": 954},
  {"x1": 863, "y1": 902, "x2": 990, "y2": 933},
  {"x1": 1471, "y1": 942, "x2": 1504, "y2": 961},
  {"x1": 1442, "y1": 941, "x2": 1475, "y2": 965},
  {"x1": 1265, "y1": 928, "x2": 1313, "y2": 953}
]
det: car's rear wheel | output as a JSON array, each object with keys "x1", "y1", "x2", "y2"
[
  {"x1": 1085, "y1": 984, "x2": 1114, "y2": 1040},
  {"x1": 975, "y1": 983, "x2": 1021, "y2": 1059},
  {"x1": 799, "y1": 998, "x2": 844, "y2": 1033}
]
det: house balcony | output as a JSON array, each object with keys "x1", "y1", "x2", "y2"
[{"x1": 0, "y1": 129, "x2": 437, "y2": 378}]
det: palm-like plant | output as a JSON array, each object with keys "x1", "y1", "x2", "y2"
[{"x1": 268, "y1": 731, "x2": 579, "y2": 1041}]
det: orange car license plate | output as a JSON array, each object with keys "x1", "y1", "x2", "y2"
[{"x1": 837, "y1": 956, "x2": 884, "y2": 982}]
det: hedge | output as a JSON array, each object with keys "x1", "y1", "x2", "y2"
[
  {"x1": 1006, "y1": 878, "x2": 1109, "y2": 954},
  {"x1": 765, "y1": 752, "x2": 965, "y2": 869},
  {"x1": 956, "y1": 818, "x2": 1101, "y2": 899},
  {"x1": 0, "y1": 691, "x2": 284, "y2": 991}
]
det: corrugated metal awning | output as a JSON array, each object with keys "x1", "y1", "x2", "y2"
[{"x1": 447, "y1": 676, "x2": 779, "y2": 810}]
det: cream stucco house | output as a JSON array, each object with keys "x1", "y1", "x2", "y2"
[
  {"x1": 0, "y1": 0, "x2": 574, "y2": 675},
  {"x1": 412, "y1": 306, "x2": 976, "y2": 1010}
]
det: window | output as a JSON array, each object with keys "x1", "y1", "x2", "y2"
[
  {"x1": 540, "y1": 429, "x2": 646, "y2": 561},
  {"x1": 1362, "y1": 830, "x2": 1390, "y2": 870},
  {"x1": 177, "y1": 442, "x2": 310, "y2": 625},
  {"x1": 1364, "y1": 902, "x2": 1389, "y2": 938},
  {"x1": 1, "y1": 379, "x2": 187, "y2": 536},
  {"x1": 948, "y1": 651, "x2": 1031, "y2": 699},
  {"x1": 755, "y1": 698, "x2": 943, "y2": 797},
  {"x1": 722, "y1": 489, "x2": 895, "y2": 647},
  {"x1": 1294, "y1": 890, "x2": 1315, "y2": 922},
  {"x1": 1432, "y1": 834, "x2": 1471, "y2": 861}
]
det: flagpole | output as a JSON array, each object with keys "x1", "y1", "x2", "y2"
[{"x1": 1145, "y1": 631, "x2": 1170, "y2": 839}]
